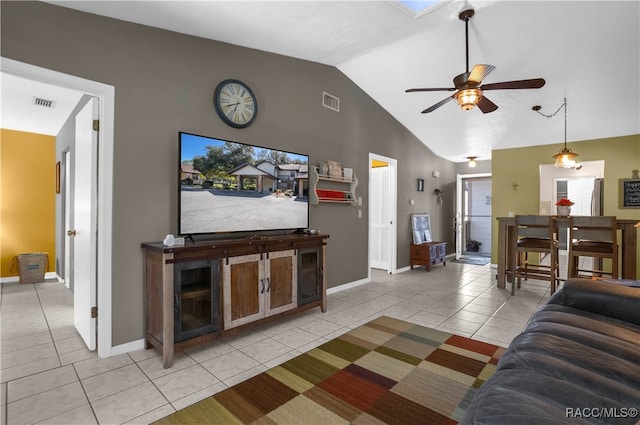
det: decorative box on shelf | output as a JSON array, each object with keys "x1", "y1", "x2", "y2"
[
  {"x1": 410, "y1": 241, "x2": 447, "y2": 271},
  {"x1": 309, "y1": 163, "x2": 358, "y2": 205}
]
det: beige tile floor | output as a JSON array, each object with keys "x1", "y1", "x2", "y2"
[{"x1": 1, "y1": 261, "x2": 555, "y2": 425}]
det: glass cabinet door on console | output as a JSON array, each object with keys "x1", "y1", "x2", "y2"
[
  {"x1": 222, "y1": 250, "x2": 297, "y2": 329},
  {"x1": 297, "y1": 247, "x2": 323, "y2": 306},
  {"x1": 173, "y1": 259, "x2": 221, "y2": 342}
]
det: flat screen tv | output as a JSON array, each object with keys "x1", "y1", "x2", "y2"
[{"x1": 179, "y1": 132, "x2": 309, "y2": 235}]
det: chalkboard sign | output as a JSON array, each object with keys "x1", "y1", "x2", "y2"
[{"x1": 620, "y1": 179, "x2": 640, "y2": 208}]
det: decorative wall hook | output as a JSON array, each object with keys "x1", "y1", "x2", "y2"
[
  {"x1": 512, "y1": 183, "x2": 519, "y2": 191},
  {"x1": 434, "y1": 188, "x2": 444, "y2": 203}
]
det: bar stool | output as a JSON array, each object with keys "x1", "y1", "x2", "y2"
[
  {"x1": 509, "y1": 215, "x2": 559, "y2": 295},
  {"x1": 568, "y1": 216, "x2": 618, "y2": 279}
]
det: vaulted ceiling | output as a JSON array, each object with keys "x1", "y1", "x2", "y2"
[{"x1": 5, "y1": 1, "x2": 639, "y2": 162}]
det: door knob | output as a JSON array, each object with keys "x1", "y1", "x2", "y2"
[{"x1": 67, "y1": 230, "x2": 77, "y2": 236}]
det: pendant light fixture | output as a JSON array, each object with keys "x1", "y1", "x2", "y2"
[
  {"x1": 532, "y1": 97, "x2": 579, "y2": 168},
  {"x1": 467, "y1": 156, "x2": 478, "y2": 167}
]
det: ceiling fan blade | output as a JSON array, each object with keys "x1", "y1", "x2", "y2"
[
  {"x1": 421, "y1": 96, "x2": 455, "y2": 113},
  {"x1": 477, "y1": 96, "x2": 498, "y2": 113},
  {"x1": 468, "y1": 64, "x2": 496, "y2": 83},
  {"x1": 480, "y1": 78, "x2": 546, "y2": 90},
  {"x1": 406, "y1": 87, "x2": 456, "y2": 93}
]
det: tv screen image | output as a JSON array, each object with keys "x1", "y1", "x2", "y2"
[{"x1": 179, "y1": 132, "x2": 309, "y2": 235}]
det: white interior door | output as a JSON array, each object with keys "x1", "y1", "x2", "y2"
[
  {"x1": 63, "y1": 151, "x2": 72, "y2": 290},
  {"x1": 72, "y1": 98, "x2": 98, "y2": 350},
  {"x1": 368, "y1": 153, "x2": 397, "y2": 274},
  {"x1": 370, "y1": 166, "x2": 390, "y2": 270}
]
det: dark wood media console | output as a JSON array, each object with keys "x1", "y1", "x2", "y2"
[{"x1": 142, "y1": 233, "x2": 329, "y2": 368}]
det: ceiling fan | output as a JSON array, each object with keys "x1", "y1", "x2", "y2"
[{"x1": 406, "y1": 9, "x2": 545, "y2": 114}]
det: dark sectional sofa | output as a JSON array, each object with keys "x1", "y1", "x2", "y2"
[{"x1": 461, "y1": 278, "x2": 640, "y2": 425}]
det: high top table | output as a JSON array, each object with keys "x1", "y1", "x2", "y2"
[{"x1": 496, "y1": 216, "x2": 638, "y2": 288}]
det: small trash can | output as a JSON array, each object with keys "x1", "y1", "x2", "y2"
[{"x1": 17, "y1": 253, "x2": 48, "y2": 284}]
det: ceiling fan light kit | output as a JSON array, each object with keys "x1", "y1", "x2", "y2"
[
  {"x1": 457, "y1": 89, "x2": 482, "y2": 111},
  {"x1": 406, "y1": 8, "x2": 545, "y2": 114}
]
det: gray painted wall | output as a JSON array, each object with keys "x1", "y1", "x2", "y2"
[{"x1": 2, "y1": 1, "x2": 457, "y2": 346}]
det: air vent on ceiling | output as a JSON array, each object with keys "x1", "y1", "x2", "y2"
[
  {"x1": 33, "y1": 97, "x2": 56, "y2": 108},
  {"x1": 322, "y1": 91, "x2": 340, "y2": 112}
]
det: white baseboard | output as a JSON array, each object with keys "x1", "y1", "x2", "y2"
[
  {"x1": 327, "y1": 276, "x2": 371, "y2": 295},
  {"x1": 1, "y1": 272, "x2": 58, "y2": 284},
  {"x1": 110, "y1": 338, "x2": 146, "y2": 356},
  {"x1": 395, "y1": 266, "x2": 411, "y2": 274}
]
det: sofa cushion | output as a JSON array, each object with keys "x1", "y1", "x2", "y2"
[
  {"x1": 497, "y1": 352, "x2": 640, "y2": 407},
  {"x1": 498, "y1": 331, "x2": 640, "y2": 390},
  {"x1": 462, "y1": 369, "x2": 637, "y2": 425},
  {"x1": 529, "y1": 305, "x2": 640, "y2": 347},
  {"x1": 460, "y1": 278, "x2": 640, "y2": 425},
  {"x1": 559, "y1": 279, "x2": 640, "y2": 325}
]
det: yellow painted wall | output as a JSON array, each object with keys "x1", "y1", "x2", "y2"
[
  {"x1": 491, "y1": 134, "x2": 640, "y2": 278},
  {"x1": 1, "y1": 129, "x2": 56, "y2": 278}
]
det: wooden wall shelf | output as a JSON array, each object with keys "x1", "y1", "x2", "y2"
[{"x1": 309, "y1": 165, "x2": 358, "y2": 205}]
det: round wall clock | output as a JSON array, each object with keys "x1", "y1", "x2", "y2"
[{"x1": 213, "y1": 79, "x2": 258, "y2": 128}]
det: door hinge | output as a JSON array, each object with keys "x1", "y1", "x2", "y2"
[
  {"x1": 93, "y1": 119, "x2": 100, "y2": 131},
  {"x1": 91, "y1": 306, "x2": 98, "y2": 318}
]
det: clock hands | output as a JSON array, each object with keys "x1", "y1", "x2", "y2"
[
  {"x1": 224, "y1": 101, "x2": 241, "y2": 110},
  {"x1": 222, "y1": 101, "x2": 244, "y2": 122}
]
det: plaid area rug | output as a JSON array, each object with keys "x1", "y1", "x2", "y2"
[{"x1": 154, "y1": 316, "x2": 505, "y2": 425}]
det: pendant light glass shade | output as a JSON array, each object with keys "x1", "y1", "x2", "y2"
[{"x1": 553, "y1": 147, "x2": 578, "y2": 168}]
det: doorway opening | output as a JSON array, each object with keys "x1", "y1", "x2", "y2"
[
  {"x1": 539, "y1": 160, "x2": 605, "y2": 279},
  {"x1": 2, "y1": 58, "x2": 115, "y2": 358},
  {"x1": 456, "y1": 173, "x2": 492, "y2": 265},
  {"x1": 368, "y1": 153, "x2": 397, "y2": 275},
  {"x1": 556, "y1": 177, "x2": 601, "y2": 249}
]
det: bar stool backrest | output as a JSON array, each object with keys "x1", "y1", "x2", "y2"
[
  {"x1": 570, "y1": 216, "x2": 617, "y2": 244},
  {"x1": 515, "y1": 215, "x2": 555, "y2": 239}
]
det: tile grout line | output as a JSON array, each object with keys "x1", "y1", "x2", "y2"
[{"x1": 71, "y1": 360, "x2": 100, "y2": 425}]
